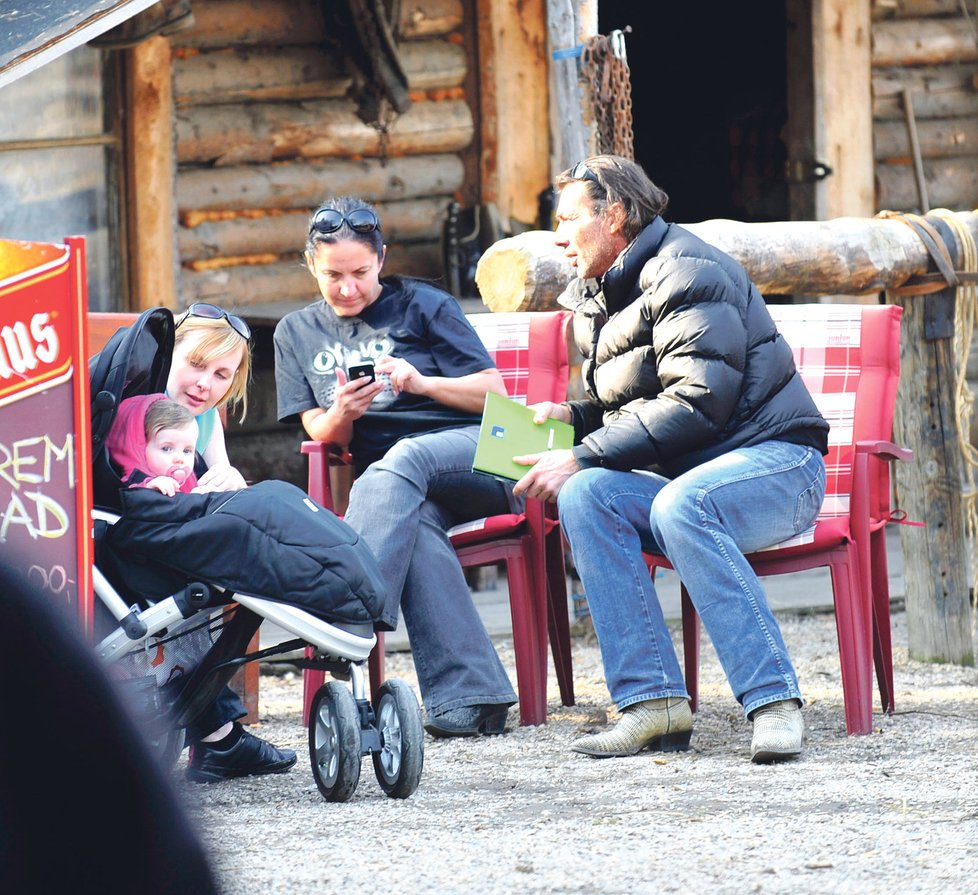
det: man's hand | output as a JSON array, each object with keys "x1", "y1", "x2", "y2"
[{"x1": 512, "y1": 448, "x2": 581, "y2": 502}]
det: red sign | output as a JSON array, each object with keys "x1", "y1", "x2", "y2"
[{"x1": 0, "y1": 237, "x2": 93, "y2": 633}]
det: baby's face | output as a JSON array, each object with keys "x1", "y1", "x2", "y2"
[{"x1": 145, "y1": 422, "x2": 197, "y2": 482}]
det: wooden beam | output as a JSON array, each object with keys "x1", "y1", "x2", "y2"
[
  {"x1": 125, "y1": 35, "x2": 176, "y2": 312},
  {"x1": 476, "y1": 0, "x2": 551, "y2": 227},
  {"x1": 873, "y1": 17, "x2": 978, "y2": 67}
]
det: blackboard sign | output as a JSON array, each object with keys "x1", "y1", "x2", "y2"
[{"x1": 0, "y1": 237, "x2": 93, "y2": 633}]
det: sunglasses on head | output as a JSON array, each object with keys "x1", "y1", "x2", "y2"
[
  {"x1": 178, "y1": 303, "x2": 252, "y2": 341},
  {"x1": 570, "y1": 161, "x2": 601, "y2": 185},
  {"x1": 310, "y1": 207, "x2": 381, "y2": 235}
]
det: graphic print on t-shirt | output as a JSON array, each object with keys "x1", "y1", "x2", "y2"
[{"x1": 310, "y1": 332, "x2": 396, "y2": 407}]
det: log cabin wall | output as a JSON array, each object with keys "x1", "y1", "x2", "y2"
[
  {"x1": 872, "y1": 0, "x2": 978, "y2": 212},
  {"x1": 162, "y1": 0, "x2": 476, "y2": 485},
  {"x1": 169, "y1": 0, "x2": 473, "y2": 317}
]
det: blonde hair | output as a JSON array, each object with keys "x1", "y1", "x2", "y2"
[{"x1": 172, "y1": 311, "x2": 251, "y2": 421}]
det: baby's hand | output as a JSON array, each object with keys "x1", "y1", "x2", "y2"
[{"x1": 145, "y1": 475, "x2": 178, "y2": 496}]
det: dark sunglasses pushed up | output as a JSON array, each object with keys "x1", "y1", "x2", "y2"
[
  {"x1": 177, "y1": 302, "x2": 252, "y2": 341},
  {"x1": 570, "y1": 161, "x2": 601, "y2": 185},
  {"x1": 310, "y1": 207, "x2": 381, "y2": 235}
]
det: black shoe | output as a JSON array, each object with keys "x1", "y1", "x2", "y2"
[
  {"x1": 424, "y1": 704, "x2": 509, "y2": 738},
  {"x1": 186, "y1": 730, "x2": 297, "y2": 784}
]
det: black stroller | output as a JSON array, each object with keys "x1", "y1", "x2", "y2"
[{"x1": 89, "y1": 307, "x2": 423, "y2": 802}]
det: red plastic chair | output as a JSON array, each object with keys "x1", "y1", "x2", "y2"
[
  {"x1": 300, "y1": 310, "x2": 575, "y2": 727},
  {"x1": 645, "y1": 303, "x2": 912, "y2": 735}
]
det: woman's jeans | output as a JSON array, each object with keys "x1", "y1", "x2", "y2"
[
  {"x1": 558, "y1": 442, "x2": 826, "y2": 719},
  {"x1": 343, "y1": 426, "x2": 520, "y2": 715}
]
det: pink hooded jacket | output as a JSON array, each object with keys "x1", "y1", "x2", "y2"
[{"x1": 105, "y1": 393, "x2": 199, "y2": 493}]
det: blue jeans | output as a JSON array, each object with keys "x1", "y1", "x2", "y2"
[
  {"x1": 343, "y1": 426, "x2": 519, "y2": 715},
  {"x1": 557, "y1": 441, "x2": 826, "y2": 719}
]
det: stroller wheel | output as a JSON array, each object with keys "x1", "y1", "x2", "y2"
[
  {"x1": 146, "y1": 725, "x2": 185, "y2": 771},
  {"x1": 308, "y1": 681, "x2": 361, "y2": 802},
  {"x1": 371, "y1": 679, "x2": 424, "y2": 799}
]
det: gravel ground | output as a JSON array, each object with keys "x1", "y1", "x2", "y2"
[{"x1": 174, "y1": 608, "x2": 978, "y2": 895}]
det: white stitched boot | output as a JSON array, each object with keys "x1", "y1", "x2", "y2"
[
  {"x1": 571, "y1": 697, "x2": 693, "y2": 758},
  {"x1": 750, "y1": 699, "x2": 804, "y2": 763}
]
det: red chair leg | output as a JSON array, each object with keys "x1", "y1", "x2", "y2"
[
  {"x1": 545, "y1": 532, "x2": 575, "y2": 706},
  {"x1": 870, "y1": 530, "x2": 895, "y2": 714},
  {"x1": 680, "y1": 586, "x2": 700, "y2": 713},
  {"x1": 506, "y1": 554, "x2": 548, "y2": 726},
  {"x1": 302, "y1": 650, "x2": 324, "y2": 726},
  {"x1": 829, "y1": 547, "x2": 875, "y2": 735},
  {"x1": 368, "y1": 632, "x2": 385, "y2": 705}
]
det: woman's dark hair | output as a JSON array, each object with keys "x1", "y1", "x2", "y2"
[
  {"x1": 555, "y1": 155, "x2": 669, "y2": 241},
  {"x1": 305, "y1": 195, "x2": 384, "y2": 258}
]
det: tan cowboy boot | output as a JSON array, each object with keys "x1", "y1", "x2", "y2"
[
  {"x1": 750, "y1": 699, "x2": 804, "y2": 763},
  {"x1": 571, "y1": 697, "x2": 693, "y2": 757}
]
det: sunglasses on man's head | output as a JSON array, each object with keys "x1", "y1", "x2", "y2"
[
  {"x1": 178, "y1": 303, "x2": 252, "y2": 341},
  {"x1": 310, "y1": 207, "x2": 381, "y2": 235},
  {"x1": 570, "y1": 161, "x2": 601, "y2": 185}
]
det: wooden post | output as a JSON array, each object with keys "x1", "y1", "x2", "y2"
[
  {"x1": 125, "y1": 36, "x2": 177, "y2": 311},
  {"x1": 546, "y1": 0, "x2": 597, "y2": 178},
  {"x1": 477, "y1": 0, "x2": 551, "y2": 228},
  {"x1": 891, "y1": 290, "x2": 975, "y2": 664}
]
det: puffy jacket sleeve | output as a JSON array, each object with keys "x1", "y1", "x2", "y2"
[{"x1": 579, "y1": 259, "x2": 750, "y2": 471}]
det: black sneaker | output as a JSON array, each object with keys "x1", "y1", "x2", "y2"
[
  {"x1": 424, "y1": 704, "x2": 509, "y2": 738},
  {"x1": 186, "y1": 730, "x2": 297, "y2": 784}
]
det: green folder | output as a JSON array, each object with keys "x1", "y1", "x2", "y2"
[{"x1": 472, "y1": 391, "x2": 575, "y2": 482}]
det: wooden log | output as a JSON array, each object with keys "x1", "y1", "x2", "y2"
[
  {"x1": 176, "y1": 97, "x2": 474, "y2": 166},
  {"x1": 892, "y1": 291, "x2": 975, "y2": 664},
  {"x1": 872, "y1": 0, "x2": 963, "y2": 17},
  {"x1": 474, "y1": 229, "x2": 579, "y2": 312},
  {"x1": 179, "y1": 242, "x2": 444, "y2": 306},
  {"x1": 875, "y1": 87, "x2": 978, "y2": 121},
  {"x1": 872, "y1": 63, "x2": 978, "y2": 99},
  {"x1": 876, "y1": 157, "x2": 978, "y2": 210},
  {"x1": 173, "y1": 39, "x2": 467, "y2": 107},
  {"x1": 873, "y1": 18, "x2": 978, "y2": 67},
  {"x1": 178, "y1": 196, "x2": 452, "y2": 261},
  {"x1": 176, "y1": 154, "x2": 465, "y2": 214},
  {"x1": 875, "y1": 117, "x2": 978, "y2": 160},
  {"x1": 474, "y1": 213, "x2": 978, "y2": 310},
  {"x1": 171, "y1": 0, "x2": 463, "y2": 49}
]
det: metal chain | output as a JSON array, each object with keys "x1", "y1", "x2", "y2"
[{"x1": 580, "y1": 29, "x2": 634, "y2": 159}]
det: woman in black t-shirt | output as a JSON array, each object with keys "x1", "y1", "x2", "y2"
[{"x1": 274, "y1": 197, "x2": 519, "y2": 737}]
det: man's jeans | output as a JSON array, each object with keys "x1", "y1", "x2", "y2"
[
  {"x1": 344, "y1": 426, "x2": 519, "y2": 715},
  {"x1": 558, "y1": 441, "x2": 826, "y2": 719}
]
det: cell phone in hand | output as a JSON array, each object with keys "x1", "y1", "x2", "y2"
[{"x1": 347, "y1": 361, "x2": 376, "y2": 384}]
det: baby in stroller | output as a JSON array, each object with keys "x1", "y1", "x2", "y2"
[
  {"x1": 90, "y1": 306, "x2": 424, "y2": 801},
  {"x1": 107, "y1": 394, "x2": 200, "y2": 495}
]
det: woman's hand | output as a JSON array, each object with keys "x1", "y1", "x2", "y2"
[
  {"x1": 374, "y1": 356, "x2": 425, "y2": 397},
  {"x1": 333, "y1": 367, "x2": 386, "y2": 420},
  {"x1": 194, "y1": 462, "x2": 248, "y2": 492}
]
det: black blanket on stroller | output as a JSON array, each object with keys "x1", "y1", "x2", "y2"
[{"x1": 99, "y1": 479, "x2": 386, "y2": 626}]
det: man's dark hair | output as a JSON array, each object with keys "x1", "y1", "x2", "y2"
[{"x1": 556, "y1": 155, "x2": 669, "y2": 241}]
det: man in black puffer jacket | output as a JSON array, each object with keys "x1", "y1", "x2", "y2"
[{"x1": 513, "y1": 155, "x2": 829, "y2": 763}]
